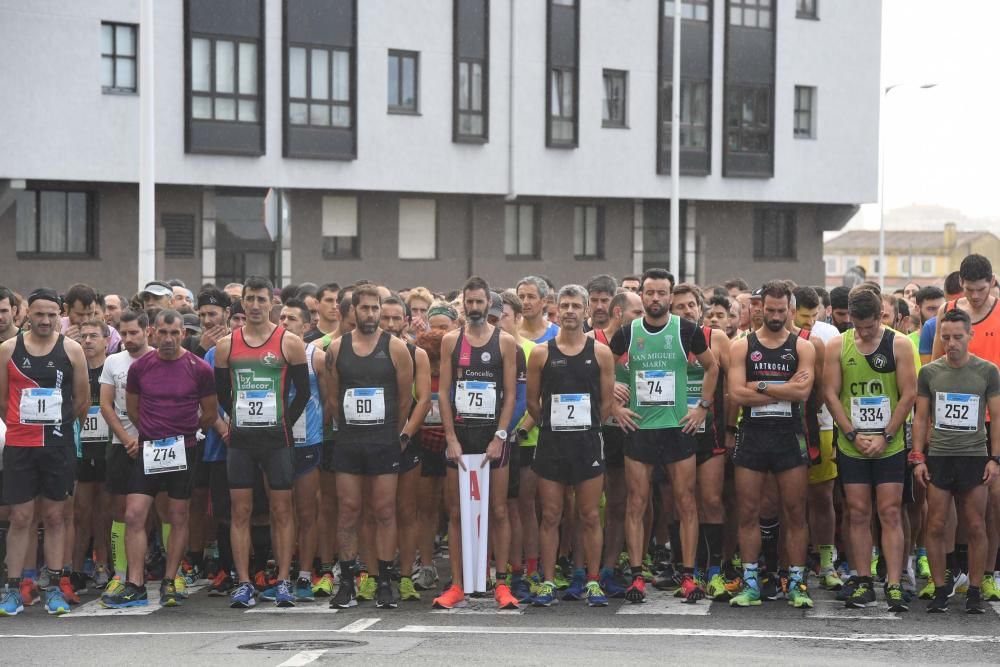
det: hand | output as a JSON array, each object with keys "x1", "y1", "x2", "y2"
[
  {"x1": 854, "y1": 434, "x2": 874, "y2": 457},
  {"x1": 411, "y1": 316, "x2": 430, "y2": 334},
  {"x1": 200, "y1": 325, "x2": 228, "y2": 350},
  {"x1": 790, "y1": 370, "x2": 811, "y2": 385},
  {"x1": 983, "y1": 460, "x2": 999, "y2": 485},
  {"x1": 125, "y1": 437, "x2": 139, "y2": 458},
  {"x1": 64, "y1": 324, "x2": 81, "y2": 342},
  {"x1": 614, "y1": 404, "x2": 641, "y2": 432},
  {"x1": 913, "y1": 462, "x2": 929, "y2": 487},
  {"x1": 613, "y1": 382, "x2": 631, "y2": 404},
  {"x1": 483, "y1": 436, "x2": 503, "y2": 468},
  {"x1": 445, "y1": 436, "x2": 466, "y2": 471},
  {"x1": 680, "y1": 405, "x2": 707, "y2": 435},
  {"x1": 865, "y1": 434, "x2": 888, "y2": 458}
]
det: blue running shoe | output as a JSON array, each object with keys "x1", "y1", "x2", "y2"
[
  {"x1": 230, "y1": 582, "x2": 257, "y2": 609},
  {"x1": 599, "y1": 567, "x2": 627, "y2": 598},
  {"x1": 100, "y1": 583, "x2": 148, "y2": 608},
  {"x1": 275, "y1": 580, "x2": 296, "y2": 608},
  {"x1": 259, "y1": 584, "x2": 278, "y2": 601},
  {"x1": 562, "y1": 569, "x2": 587, "y2": 601},
  {"x1": 585, "y1": 580, "x2": 609, "y2": 607},
  {"x1": 510, "y1": 575, "x2": 533, "y2": 603},
  {"x1": 532, "y1": 581, "x2": 557, "y2": 607},
  {"x1": 0, "y1": 589, "x2": 24, "y2": 616},
  {"x1": 295, "y1": 577, "x2": 315, "y2": 601},
  {"x1": 46, "y1": 589, "x2": 71, "y2": 615}
]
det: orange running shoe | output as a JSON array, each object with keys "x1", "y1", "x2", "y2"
[
  {"x1": 20, "y1": 578, "x2": 40, "y2": 606},
  {"x1": 432, "y1": 584, "x2": 467, "y2": 609},
  {"x1": 494, "y1": 583, "x2": 519, "y2": 610},
  {"x1": 59, "y1": 576, "x2": 81, "y2": 605}
]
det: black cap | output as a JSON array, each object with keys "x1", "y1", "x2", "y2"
[
  {"x1": 27, "y1": 288, "x2": 62, "y2": 308},
  {"x1": 229, "y1": 301, "x2": 246, "y2": 317},
  {"x1": 182, "y1": 313, "x2": 202, "y2": 334},
  {"x1": 197, "y1": 288, "x2": 231, "y2": 310},
  {"x1": 750, "y1": 287, "x2": 764, "y2": 300},
  {"x1": 488, "y1": 291, "x2": 504, "y2": 319}
]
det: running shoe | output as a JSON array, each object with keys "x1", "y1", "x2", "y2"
[
  {"x1": 677, "y1": 574, "x2": 705, "y2": 603},
  {"x1": 641, "y1": 557, "x2": 655, "y2": 582},
  {"x1": 598, "y1": 567, "x2": 626, "y2": 598},
  {"x1": 179, "y1": 559, "x2": 200, "y2": 586},
  {"x1": 229, "y1": 582, "x2": 257, "y2": 609},
  {"x1": 101, "y1": 582, "x2": 149, "y2": 608},
  {"x1": 59, "y1": 575, "x2": 81, "y2": 605},
  {"x1": 312, "y1": 572, "x2": 335, "y2": 597},
  {"x1": 331, "y1": 578, "x2": 357, "y2": 609},
  {"x1": 552, "y1": 566, "x2": 570, "y2": 590},
  {"x1": 494, "y1": 582, "x2": 519, "y2": 610},
  {"x1": 819, "y1": 568, "x2": 844, "y2": 591},
  {"x1": 70, "y1": 571, "x2": 88, "y2": 594},
  {"x1": 45, "y1": 589, "x2": 71, "y2": 615},
  {"x1": 431, "y1": 584, "x2": 466, "y2": 609},
  {"x1": 760, "y1": 573, "x2": 779, "y2": 601},
  {"x1": 940, "y1": 570, "x2": 961, "y2": 598},
  {"x1": 654, "y1": 566, "x2": 682, "y2": 592},
  {"x1": 965, "y1": 588, "x2": 985, "y2": 615},
  {"x1": 836, "y1": 577, "x2": 857, "y2": 602},
  {"x1": 562, "y1": 570, "x2": 587, "y2": 601},
  {"x1": 208, "y1": 571, "x2": 233, "y2": 597},
  {"x1": 981, "y1": 574, "x2": 1000, "y2": 602},
  {"x1": 173, "y1": 575, "x2": 189, "y2": 599},
  {"x1": 903, "y1": 567, "x2": 917, "y2": 593},
  {"x1": 846, "y1": 581, "x2": 876, "y2": 608},
  {"x1": 916, "y1": 554, "x2": 931, "y2": 579},
  {"x1": 926, "y1": 593, "x2": 948, "y2": 613},
  {"x1": 624, "y1": 575, "x2": 647, "y2": 604},
  {"x1": 275, "y1": 580, "x2": 296, "y2": 608},
  {"x1": 723, "y1": 574, "x2": 743, "y2": 599},
  {"x1": 705, "y1": 573, "x2": 729, "y2": 600},
  {"x1": 160, "y1": 580, "x2": 180, "y2": 607},
  {"x1": 399, "y1": 576, "x2": 420, "y2": 601},
  {"x1": 511, "y1": 575, "x2": 533, "y2": 603},
  {"x1": 356, "y1": 572, "x2": 377, "y2": 601},
  {"x1": 413, "y1": 565, "x2": 439, "y2": 591},
  {"x1": 585, "y1": 580, "x2": 608, "y2": 607},
  {"x1": 20, "y1": 578, "x2": 40, "y2": 606},
  {"x1": 94, "y1": 565, "x2": 109, "y2": 588},
  {"x1": 295, "y1": 576, "x2": 316, "y2": 601},
  {"x1": 917, "y1": 579, "x2": 936, "y2": 600},
  {"x1": 730, "y1": 583, "x2": 762, "y2": 607},
  {"x1": 204, "y1": 557, "x2": 220, "y2": 579},
  {"x1": 786, "y1": 581, "x2": 813, "y2": 609},
  {"x1": 953, "y1": 571, "x2": 969, "y2": 595},
  {"x1": 259, "y1": 583, "x2": 278, "y2": 601},
  {"x1": 375, "y1": 580, "x2": 397, "y2": 609},
  {"x1": 886, "y1": 584, "x2": 909, "y2": 612},
  {"x1": 527, "y1": 571, "x2": 543, "y2": 596},
  {"x1": 0, "y1": 589, "x2": 24, "y2": 616},
  {"x1": 532, "y1": 580, "x2": 557, "y2": 607}
]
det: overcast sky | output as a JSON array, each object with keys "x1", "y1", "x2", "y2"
[{"x1": 847, "y1": 0, "x2": 1000, "y2": 230}]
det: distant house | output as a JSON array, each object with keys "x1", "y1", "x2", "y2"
[{"x1": 823, "y1": 223, "x2": 1000, "y2": 289}]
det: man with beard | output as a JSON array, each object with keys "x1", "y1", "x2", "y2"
[{"x1": 584, "y1": 275, "x2": 617, "y2": 333}]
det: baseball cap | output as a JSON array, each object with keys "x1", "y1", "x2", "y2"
[
  {"x1": 141, "y1": 281, "x2": 173, "y2": 298},
  {"x1": 750, "y1": 287, "x2": 764, "y2": 301},
  {"x1": 182, "y1": 313, "x2": 202, "y2": 335},
  {"x1": 488, "y1": 291, "x2": 504, "y2": 320}
]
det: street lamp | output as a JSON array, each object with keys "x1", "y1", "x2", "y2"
[{"x1": 878, "y1": 82, "x2": 937, "y2": 289}]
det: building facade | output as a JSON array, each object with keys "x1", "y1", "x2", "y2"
[{"x1": 0, "y1": 0, "x2": 880, "y2": 296}]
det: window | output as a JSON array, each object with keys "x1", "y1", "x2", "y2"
[
  {"x1": 726, "y1": 85, "x2": 771, "y2": 153},
  {"x1": 825, "y1": 256, "x2": 838, "y2": 275},
  {"x1": 504, "y1": 204, "x2": 538, "y2": 258},
  {"x1": 794, "y1": 86, "x2": 815, "y2": 138},
  {"x1": 388, "y1": 50, "x2": 419, "y2": 113},
  {"x1": 454, "y1": 0, "x2": 489, "y2": 141},
  {"x1": 664, "y1": 0, "x2": 710, "y2": 21},
  {"x1": 899, "y1": 257, "x2": 910, "y2": 275},
  {"x1": 796, "y1": 0, "x2": 818, "y2": 19},
  {"x1": 871, "y1": 258, "x2": 881, "y2": 276},
  {"x1": 456, "y1": 60, "x2": 485, "y2": 137},
  {"x1": 101, "y1": 22, "x2": 137, "y2": 93},
  {"x1": 190, "y1": 36, "x2": 259, "y2": 122},
  {"x1": 288, "y1": 46, "x2": 351, "y2": 128},
  {"x1": 550, "y1": 68, "x2": 576, "y2": 144},
  {"x1": 752, "y1": 209, "x2": 795, "y2": 260},
  {"x1": 602, "y1": 70, "x2": 628, "y2": 128},
  {"x1": 844, "y1": 257, "x2": 857, "y2": 270},
  {"x1": 398, "y1": 199, "x2": 437, "y2": 260},
  {"x1": 729, "y1": 0, "x2": 773, "y2": 29},
  {"x1": 15, "y1": 190, "x2": 93, "y2": 256},
  {"x1": 552, "y1": 0, "x2": 575, "y2": 5},
  {"x1": 322, "y1": 196, "x2": 360, "y2": 259},
  {"x1": 919, "y1": 257, "x2": 934, "y2": 276},
  {"x1": 546, "y1": 0, "x2": 578, "y2": 147},
  {"x1": 663, "y1": 80, "x2": 709, "y2": 148},
  {"x1": 573, "y1": 206, "x2": 603, "y2": 259},
  {"x1": 163, "y1": 214, "x2": 195, "y2": 258}
]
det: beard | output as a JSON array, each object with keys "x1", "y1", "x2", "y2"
[
  {"x1": 467, "y1": 310, "x2": 485, "y2": 324},
  {"x1": 358, "y1": 320, "x2": 378, "y2": 335},
  {"x1": 765, "y1": 319, "x2": 785, "y2": 332}
]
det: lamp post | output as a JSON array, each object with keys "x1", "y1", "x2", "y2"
[{"x1": 878, "y1": 82, "x2": 937, "y2": 289}]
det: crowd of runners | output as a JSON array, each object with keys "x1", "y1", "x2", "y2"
[{"x1": 1, "y1": 253, "x2": 998, "y2": 617}]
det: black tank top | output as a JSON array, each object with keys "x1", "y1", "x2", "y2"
[
  {"x1": 742, "y1": 331, "x2": 801, "y2": 432},
  {"x1": 451, "y1": 326, "x2": 503, "y2": 426},
  {"x1": 336, "y1": 331, "x2": 399, "y2": 443},
  {"x1": 540, "y1": 337, "x2": 602, "y2": 432},
  {"x1": 7, "y1": 334, "x2": 76, "y2": 447}
]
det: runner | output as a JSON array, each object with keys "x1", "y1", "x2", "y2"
[
  {"x1": 912, "y1": 307, "x2": 1000, "y2": 613},
  {"x1": 526, "y1": 284, "x2": 615, "y2": 607},
  {"x1": 304, "y1": 283, "x2": 340, "y2": 344},
  {"x1": 140, "y1": 281, "x2": 174, "y2": 310},
  {"x1": 608, "y1": 268, "x2": 718, "y2": 604},
  {"x1": 433, "y1": 276, "x2": 520, "y2": 610},
  {"x1": 325, "y1": 285, "x2": 413, "y2": 609},
  {"x1": 824, "y1": 287, "x2": 917, "y2": 611},
  {"x1": 0, "y1": 287, "x2": 17, "y2": 343},
  {"x1": 704, "y1": 294, "x2": 736, "y2": 340},
  {"x1": 62, "y1": 284, "x2": 122, "y2": 355},
  {"x1": 621, "y1": 276, "x2": 641, "y2": 294},
  {"x1": 214, "y1": 276, "x2": 311, "y2": 609},
  {"x1": 104, "y1": 294, "x2": 124, "y2": 332},
  {"x1": 0, "y1": 289, "x2": 89, "y2": 617},
  {"x1": 517, "y1": 276, "x2": 559, "y2": 343},
  {"x1": 727, "y1": 281, "x2": 816, "y2": 609},
  {"x1": 830, "y1": 286, "x2": 852, "y2": 333},
  {"x1": 584, "y1": 275, "x2": 616, "y2": 334}
]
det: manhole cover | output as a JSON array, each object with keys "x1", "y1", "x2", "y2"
[{"x1": 239, "y1": 640, "x2": 366, "y2": 651}]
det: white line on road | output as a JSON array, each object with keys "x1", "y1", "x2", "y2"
[
  {"x1": 337, "y1": 617, "x2": 380, "y2": 633},
  {"x1": 246, "y1": 606, "x2": 340, "y2": 614},
  {"x1": 615, "y1": 594, "x2": 710, "y2": 615},
  {"x1": 276, "y1": 649, "x2": 327, "y2": 666},
  {"x1": 804, "y1": 598, "x2": 900, "y2": 621}
]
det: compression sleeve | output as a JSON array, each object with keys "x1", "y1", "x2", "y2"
[
  {"x1": 214, "y1": 367, "x2": 233, "y2": 415},
  {"x1": 284, "y1": 363, "x2": 310, "y2": 429}
]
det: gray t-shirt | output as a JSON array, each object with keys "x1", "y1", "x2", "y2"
[{"x1": 917, "y1": 355, "x2": 1000, "y2": 456}]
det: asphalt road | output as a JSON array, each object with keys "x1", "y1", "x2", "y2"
[{"x1": 4, "y1": 575, "x2": 1000, "y2": 666}]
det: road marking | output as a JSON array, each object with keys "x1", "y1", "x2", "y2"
[
  {"x1": 277, "y1": 649, "x2": 327, "y2": 666},
  {"x1": 2, "y1": 629, "x2": 340, "y2": 640},
  {"x1": 64, "y1": 584, "x2": 207, "y2": 618},
  {"x1": 804, "y1": 598, "x2": 900, "y2": 621},
  {"x1": 394, "y1": 625, "x2": 1000, "y2": 643},
  {"x1": 615, "y1": 593, "x2": 710, "y2": 615},
  {"x1": 337, "y1": 617, "x2": 380, "y2": 633},
  {"x1": 246, "y1": 606, "x2": 340, "y2": 614}
]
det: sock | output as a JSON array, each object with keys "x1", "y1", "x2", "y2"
[
  {"x1": 743, "y1": 562, "x2": 759, "y2": 590},
  {"x1": 587, "y1": 572, "x2": 599, "y2": 582},
  {"x1": 46, "y1": 568, "x2": 61, "y2": 590},
  {"x1": 917, "y1": 546, "x2": 927, "y2": 558},
  {"x1": 955, "y1": 543, "x2": 969, "y2": 574},
  {"x1": 907, "y1": 554, "x2": 915, "y2": 575},
  {"x1": 377, "y1": 560, "x2": 392, "y2": 585},
  {"x1": 573, "y1": 567, "x2": 585, "y2": 580},
  {"x1": 819, "y1": 544, "x2": 835, "y2": 571},
  {"x1": 946, "y1": 550, "x2": 957, "y2": 572},
  {"x1": 790, "y1": 565, "x2": 806, "y2": 586},
  {"x1": 111, "y1": 520, "x2": 127, "y2": 577},
  {"x1": 630, "y1": 565, "x2": 644, "y2": 579},
  {"x1": 703, "y1": 523, "x2": 723, "y2": 577},
  {"x1": 161, "y1": 523, "x2": 171, "y2": 550},
  {"x1": 526, "y1": 557, "x2": 538, "y2": 576},
  {"x1": 670, "y1": 522, "x2": 683, "y2": 565},
  {"x1": 298, "y1": 570, "x2": 311, "y2": 581},
  {"x1": 759, "y1": 517, "x2": 780, "y2": 573},
  {"x1": 22, "y1": 569, "x2": 38, "y2": 580}
]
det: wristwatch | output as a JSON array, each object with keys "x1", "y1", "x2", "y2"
[
  {"x1": 517, "y1": 428, "x2": 529, "y2": 441},
  {"x1": 844, "y1": 430, "x2": 858, "y2": 443},
  {"x1": 698, "y1": 399, "x2": 712, "y2": 409},
  {"x1": 495, "y1": 430, "x2": 508, "y2": 441},
  {"x1": 399, "y1": 432, "x2": 411, "y2": 446},
  {"x1": 756, "y1": 381, "x2": 768, "y2": 394},
  {"x1": 991, "y1": 455, "x2": 1000, "y2": 466},
  {"x1": 883, "y1": 430, "x2": 896, "y2": 443}
]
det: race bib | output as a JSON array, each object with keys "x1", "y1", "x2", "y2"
[
  {"x1": 851, "y1": 396, "x2": 890, "y2": 432},
  {"x1": 455, "y1": 380, "x2": 497, "y2": 419},
  {"x1": 235, "y1": 390, "x2": 278, "y2": 427},
  {"x1": 635, "y1": 370, "x2": 675, "y2": 407},
  {"x1": 142, "y1": 436, "x2": 187, "y2": 475},
  {"x1": 344, "y1": 387, "x2": 386, "y2": 425},
  {"x1": 935, "y1": 392, "x2": 979, "y2": 432},
  {"x1": 750, "y1": 382, "x2": 792, "y2": 418},
  {"x1": 687, "y1": 397, "x2": 707, "y2": 434},
  {"x1": 292, "y1": 413, "x2": 307, "y2": 445},
  {"x1": 81, "y1": 405, "x2": 110, "y2": 442},
  {"x1": 550, "y1": 393, "x2": 592, "y2": 431},
  {"x1": 19, "y1": 388, "x2": 63, "y2": 425},
  {"x1": 424, "y1": 392, "x2": 442, "y2": 425}
]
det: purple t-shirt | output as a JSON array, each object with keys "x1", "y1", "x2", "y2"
[{"x1": 125, "y1": 350, "x2": 215, "y2": 447}]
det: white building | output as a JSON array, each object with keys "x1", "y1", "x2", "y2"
[{"x1": 0, "y1": 0, "x2": 880, "y2": 295}]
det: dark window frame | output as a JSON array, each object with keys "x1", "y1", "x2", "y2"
[
  {"x1": 387, "y1": 49, "x2": 420, "y2": 114},
  {"x1": 664, "y1": 0, "x2": 711, "y2": 21},
  {"x1": 286, "y1": 43, "x2": 353, "y2": 129},
  {"x1": 504, "y1": 203, "x2": 541, "y2": 259},
  {"x1": 545, "y1": 0, "x2": 580, "y2": 148},
  {"x1": 796, "y1": 0, "x2": 819, "y2": 19},
  {"x1": 662, "y1": 79, "x2": 711, "y2": 149},
  {"x1": 322, "y1": 235, "x2": 360, "y2": 260},
  {"x1": 602, "y1": 69, "x2": 628, "y2": 128},
  {"x1": 15, "y1": 189, "x2": 97, "y2": 259},
  {"x1": 188, "y1": 33, "x2": 262, "y2": 124},
  {"x1": 752, "y1": 208, "x2": 797, "y2": 261},
  {"x1": 453, "y1": 0, "x2": 490, "y2": 143},
  {"x1": 573, "y1": 204, "x2": 605, "y2": 260},
  {"x1": 101, "y1": 21, "x2": 138, "y2": 94},
  {"x1": 726, "y1": 85, "x2": 772, "y2": 154},
  {"x1": 794, "y1": 85, "x2": 815, "y2": 138},
  {"x1": 728, "y1": 0, "x2": 774, "y2": 30}
]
